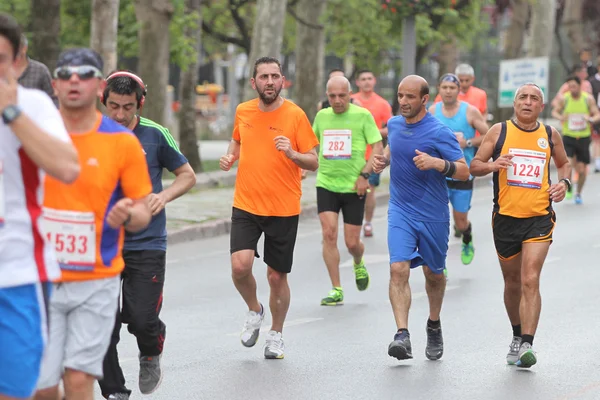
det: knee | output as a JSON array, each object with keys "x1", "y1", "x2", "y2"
[
  {"x1": 267, "y1": 269, "x2": 287, "y2": 289},
  {"x1": 344, "y1": 236, "x2": 361, "y2": 254},
  {"x1": 34, "y1": 386, "x2": 59, "y2": 400},
  {"x1": 578, "y1": 163, "x2": 587, "y2": 174},
  {"x1": 390, "y1": 262, "x2": 409, "y2": 284},
  {"x1": 231, "y1": 256, "x2": 253, "y2": 280},
  {"x1": 322, "y1": 226, "x2": 337, "y2": 245},
  {"x1": 504, "y1": 272, "x2": 521, "y2": 290},
  {"x1": 63, "y1": 369, "x2": 94, "y2": 394},
  {"x1": 521, "y1": 271, "x2": 540, "y2": 294}
]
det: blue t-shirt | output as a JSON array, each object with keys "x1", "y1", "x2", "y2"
[
  {"x1": 434, "y1": 101, "x2": 476, "y2": 166},
  {"x1": 387, "y1": 112, "x2": 464, "y2": 223},
  {"x1": 124, "y1": 117, "x2": 188, "y2": 251}
]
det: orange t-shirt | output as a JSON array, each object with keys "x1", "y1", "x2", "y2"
[
  {"x1": 43, "y1": 112, "x2": 152, "y2": 282},
  {"x1": 435, "y1": 85, "x2": 487, "y2": 135},
  {"x1": 232, "y1": 98, "x2": 319, "y2": 217},
  {"x1": 350, "y1": 92, "x2": 392, "y2": 159}
]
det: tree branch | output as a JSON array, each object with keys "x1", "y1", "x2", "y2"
[
  {"x1": 201, "y1": 20, "x2": 249, "y2": 51},
  {"x1": 287, "y1": 7, "x2": 324, "y2": 30},
  {"x1": 229, "y1": 0, "x2": 252, "y2": 51}
]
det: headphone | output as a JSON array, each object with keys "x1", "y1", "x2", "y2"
[{"x1": 102, "y1": 71, "x2": 147, "y2": 108}]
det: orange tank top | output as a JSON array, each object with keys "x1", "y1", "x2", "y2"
[{"x1": 492, "y1": 120, "x2": 553, "y2": 218}]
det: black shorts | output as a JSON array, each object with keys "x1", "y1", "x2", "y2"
[
  {"x1": 562, "y1": 135, "x2": 591, "y2": 164},
  {"x1": 492, "y1": 212, "x2": 556, "y2": 260},
  {"x1": 316, "y1": 187, "x2": 366, "y2": 226},
  {"x1": 230, "y1": 207, "x2": 299, "y2": 273}
]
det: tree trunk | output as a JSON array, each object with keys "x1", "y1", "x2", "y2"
[
  {"x1": 178, "y1": 0, "x2": 202, "y2": 172},
  {"x1": 29, "y1": 0, "x2": 61, "y2": 70},
  {"x1": 91, "y1": 0, "x2": 120, "y2": 75},
  {"x1": 526, "y1": 0, "x2": 556, "y2": 58},
  {"x1": 293, "y1": 0, "x2": 327, "y2": 122},
  {"x1": 437, "y1": 35, "x2": 459, "y2": 76},
  {"x1": 243, "y1": 0, "x2": 289, "y2": 101},
  {"x1": 562, "y1": 0, "x2": 585, "y2": 58},
  {"x1": 503, "y1": 0, "x2": 529, "y2": 59},
  {"x1": 135, "y1": 0, "x2": 174, "y2": 124}
]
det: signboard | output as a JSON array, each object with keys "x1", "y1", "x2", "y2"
[{"x1": 498, "y1": 57, "x2": 549, "y2": 108}]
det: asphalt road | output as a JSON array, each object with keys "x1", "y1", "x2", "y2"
[{"x1": 99, "y1": 172, "x2": 600, "y2": 400}]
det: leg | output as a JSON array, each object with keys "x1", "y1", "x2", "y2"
[
  {"x1": 62, "y1": 369, "x2": 95, "y2": 400},
  {"x1": 499, "y1": 254, "x2": 523, "y2": 326},
  {"x1": 344, "y1": 223, "x2": 364, "y2": 265},
  {"x1": 452, "y1": 209, "x2": 469, "y2": 232},
  {"x1": 389, "y1": 261, "x2": 411, "y2": 329},
  {"x1": 267, "y1": 268, "x2": 290, "y2": 333},
  {"x1": 422, "y1": 266, "x2": 446, "y2": 321},
  {"x1": 519, "y1": 241, "x2": 551, "y2": 338},
  {"x1": 342, "y1": 191, "x2": 369, "y2": 291},
  {"x1": 319, "y1": 211, "x2": 341, "y2": 288},
  {"x1": 576, "y1": 161, "x2": 587, "y2": 194},
  {"x1": 363, "y1": 173, "x2": 380, "y2": 236}
]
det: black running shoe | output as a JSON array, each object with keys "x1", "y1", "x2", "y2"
[{"x1": 388, "y1": 330, "x2": 413, "y2": 360}]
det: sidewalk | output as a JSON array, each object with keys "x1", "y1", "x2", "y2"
[{"x1": 165, "y1": 168, "x2": 494, "y2": 244}]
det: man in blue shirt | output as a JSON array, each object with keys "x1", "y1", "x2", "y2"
[
  {"x1": 373, "y1": 75, "x2": 469, "y2": 362},
  {"x1": 99, "y1": 70, "x2": 196, "y2": 399}
]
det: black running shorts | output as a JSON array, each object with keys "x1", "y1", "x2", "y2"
[
  {"x1": 492, "y1": 212, "x2": 556, "y2": 260},
  {"x1": 562, "y1": 135, "x2": 591, "y2": 164},
  {"x1": 230, "y1": 207, "x2": 299, "y2": 274},
  {"x1": 316, "y1": 187, "x2": 366, "y2": 226}
]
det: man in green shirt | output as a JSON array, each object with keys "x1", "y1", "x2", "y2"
[
  {"x1": 313, "y1": 75, "x2": 383, "y2": 306},
  {"x1": 552, "y1": 75, "x2": 600, "y2": 204}
]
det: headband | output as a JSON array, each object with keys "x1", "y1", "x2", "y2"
[{"x1": 439, "y1": 73, "x2": 460, "y2": 87}]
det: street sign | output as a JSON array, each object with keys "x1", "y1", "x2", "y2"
[{"x1": 498, "y1": 57, "x2": 549, "y2": 108}]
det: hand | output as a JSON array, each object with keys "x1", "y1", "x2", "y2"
[
  {"x1": 456, "y1": 136, "x2": 467, "y2": 149},
  {"x1": 219, "y1": 154, "x2": 235, "y2": 171},
  {"x1": 548, "y1": 180, "x2": 568, "y2": 203},
  {"x1": 0, "y1": 67, "x2": 18, "y2": 113},
  {"x1": 148, "y1": 192, "x2": 167, "y2": 216},
  {"x1": 559, "y1": 114, "x2": 567, "y2": 124},
  {"x1": 354, "y1": 175, "x2": 370, "y2": 197},
  {"x1": 106, "y1": 198, "x2": 134, "y2": 229},
  {"x1": 373, "y1": 154, "x2": 389, "y2": 174},
  {"x1": 274, "y1": 136, "x2": 295, "y2": 159},
  {"x1": 491, "y1": 154, "x2": 514, "y2": 172},
  {"x1": 413, "y1": 150, "x2": 439, "y2": 171},
  {"x1": 301, "y1": 169, "x2": 308, "y2": 180}
]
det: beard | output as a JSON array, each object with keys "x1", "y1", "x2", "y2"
[{"x1": 257, "y1": 85, "x2": 282, "y2": 105}]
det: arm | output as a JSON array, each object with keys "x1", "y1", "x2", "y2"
[
  {"x1": 550, "y1": 127, "x2": 571, "y2": 179},
  {"x1": 364, "y1": 141, "x2": 383, "y2": 173},
  {"x1": 428, "y1": 104, "x2": 436, "y2": 115},
  {"x1": 289, "y1": 146, "x2": 318, "y2": 171},
  {"x1": 467, "y1": 105, "x2": 490, "y2": 147},
  {"x1": 586, "y1": 96, "x2": 600, "y2": 124},
  {"x1": 551, "y1": 96, "x2": 566, "y2": 122},
  {"x1": 124, "y1": 197, "x2": 152, "y2": 232},
  {"x1": 470, "y1": 124, "x2": 502, "y2": 176},
  {"x1": 551, "y1": 84, "x2": 567, "y2": 109},
  {"x1": 227, "y1": 139, "x2": 241, "y2": 162}
]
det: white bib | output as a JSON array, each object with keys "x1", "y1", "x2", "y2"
[
  {"x1": 0, "y1": 160, "x2": 4, "y2": 228},
  {"x1": 506, "y1": 148, "x2": 546, "y2": 189},
  {"x1": 42, "y1": 208, "x2": 96, "y2": 270},
  {"x1": 322, "y1": 129, "x2": 352, "y2": 159},
  {"x1": 568, "y1": 114, "x2": 587, "y2": 131}
]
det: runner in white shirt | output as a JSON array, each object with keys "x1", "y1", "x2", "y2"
[{"x1": 0, "y1": 13, "x2": 79, "y2": 400}]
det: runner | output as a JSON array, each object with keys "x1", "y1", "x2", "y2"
[
  {"x1": 429, "y1": 73, "x2": 490, "y2": 266},
  {"x1": 219, "y1": 56, "x2": 318, "y2": 359},
  {"x1": 470, "y1": 83, "x2": 571, "y2": 368},
  {"x1": 551, "y1": 75, "x2": 600, "y2": 204},
  {"x1": 14, "y1": 34, "x2": 56, "y2": 105},
  {"x1": 373, "y1": 75, "x2": 469, "y2": 361},
  {"x1": 313, "y1": 75, "x2": 383, "y2": 306},
  {"x1": 0, "y1": 13, "x2": 79, "y2": 400},
  {"x1": 34, "y1": 48, "x2": 152, "y2": 400},
  {"x1": 434, "y1": 64, "x2": 488, "y2": 122},
  {"x1": 351, "y1": 70, "x2": 392, "y2": 237},
  {"x1": 99, "y1": 70, "x2": 196, "y2": 399},
  {"x1": 590, "y1": 56, "x2": 600, "y2": 172},
  {"x1": 317, "y1": 69, "x2": 360, "y2": 111},
  {"x1": 551, "y1": 64, "x2": 593, "y2": 109}
]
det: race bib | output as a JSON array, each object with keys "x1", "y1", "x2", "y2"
[
  {"x1": 322, "y1": 129, "x2": 352, "y2": 160},
  {"x1": 568, "y1": 114, "x2": 588, "y2": 131},
  {"x1": 506, "y1": 148, "x2": 546, "y2": 189},
  {"x1": 42, "y1": 208, "x2": 96, "y2": 271},
  {"x1": 0, "y1": 161, "x2": 4, "y2": 228}
]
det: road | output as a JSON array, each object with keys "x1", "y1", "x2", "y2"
[{"x1": 99, "y1": 173, "x2": 600, "y2": 400}]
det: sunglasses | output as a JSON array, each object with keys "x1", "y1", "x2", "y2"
[{"x1": 53, "y1": 65, "x2": 103, "y2": 81}]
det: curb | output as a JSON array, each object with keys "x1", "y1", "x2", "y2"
[{"x1": 166, "y1": 176, "x2": 495, "y2": 245}]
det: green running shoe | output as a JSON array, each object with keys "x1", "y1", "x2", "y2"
[
  {"x1": 461, "y1": 242, "x2": 474, "y2": 265},
  {"x1": 566, "y1": 190, "x2": 573, "y2": 200},
  {"x1": 321, "y1": 287, "x2": 344, "y2": 306},
  {"x1": 354, "y1": 260, "x2": 370, "y2": 291}
]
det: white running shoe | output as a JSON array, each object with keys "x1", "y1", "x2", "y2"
[
  {"x1": 264, "y1": 330, "x2": 285, "y2": 359},
  {"x1": 241, "y1": 304, "x2": 264, "y2": 347}
]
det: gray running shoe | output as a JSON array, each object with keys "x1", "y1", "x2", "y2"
[
  {"x1": 506, "y1": 336, "x2": 522, "y2": 365},
  {"x1": 107, "y1": 394, "x2": 130, "y2": 400},
  {"x1": 139, "y1": 354, "x2": 163, "y2": 394},
  {"x1": 388, "y1": 330, "x2": 413, "y2": 360},
  {"x1": 516, "y1": 342, "x2": 537, "y2": 368},
  {"x1": 425, "y1": 324, "x2": 444, "y2": 360},
  {"x1": 264, "y1": 330, "x2": 285, "y2": 359},
  {"x1": 241, "y1": 304, "x2": 264, "y2": 347}
]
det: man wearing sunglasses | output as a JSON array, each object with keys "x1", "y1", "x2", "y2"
[
  {"x1": 35, "y1": 48, "x2": 153, "y2": 400},
  {"x1": 98, "y1": 71, "x2": 195, "y2": 399},
  {"x1": 0, "y1": 13, "x2": 80, "y2": 400}
]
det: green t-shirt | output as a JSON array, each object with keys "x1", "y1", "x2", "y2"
[{"x1": 313, "y1": 103, "x2": 383, "y2": 193}]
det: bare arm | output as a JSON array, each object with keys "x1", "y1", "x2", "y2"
[
  {"x1": 470, "y1": 123, "x2": 502, "y2": 177},
  {"x1": 587, "y1": 96, "x2": 600, "y2": 124},
  {"x1": 124, "y1": 197, "x2": 152, "y2": 233},
  {"x1": 364, "y1": 141, "x2": 383, "y2": 173},
  {"x1": 227, "y1": 139, "x2": 241, "y2": 162},
  {"x1": 467, "y1": 105, "x2": 490, "y2": 147},
  {"x1": 551, "y1": 96, "x2": 566, "y2": 121},
  {"x1": 550, "y1": 127, "x2": 571, "y2": 178},
  {"x1": 160, "y1": 163, "x2": 196, "y2": 202},
  {"x1": 290, "y1": 146, "x2": 318, "y2": 171},
  {"x1": 379, "y1": 126, "x2": 388, "y2": 139}
]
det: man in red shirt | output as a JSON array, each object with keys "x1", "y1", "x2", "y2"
[{"x1": 351, "y1": 70, "x2": 392, "y2": 237}]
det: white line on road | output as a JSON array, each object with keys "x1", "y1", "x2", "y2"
[
  {"x1": 226, "y1": 317, "x2": 324, "y2": 337},
  {"x1": 546, "y1": 256, "x2": 561, "y2": 263}
]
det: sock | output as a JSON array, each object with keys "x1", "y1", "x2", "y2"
[
  {"x1": 354, "y1": 258, "x2": 364, "y2": 268},
  {"x1": 427, "y1": 318, "x2": 441, "y2": 329},
  {"x1": 396, "y1": 328, "x2": 409, "y2": 336},
  {"x1": 462, "y1": 223, "x2": 472, "y2": 245},
  {"x1": 258, "y1": 303, "x2": 264, "y2": 316},
  {"x1": 521, "y1": 334, "x2": 534, "y2": 346},
  {"x1": 512, "y1": 324, "x2": 522, "y2": 338}
]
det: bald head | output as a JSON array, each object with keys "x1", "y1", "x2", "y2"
[
  {"x1": 326, "y1": 76, "x2": 353, "y2": 114},
  {"x1": 398, "y1": 75, "x2": 429, "y2": 97},
  {"x1": 327, "y1": 75, "x2": 352, "y2": 93},
  {"x1": 396, "y1": 75, "x2": 430, "y2": 121}
]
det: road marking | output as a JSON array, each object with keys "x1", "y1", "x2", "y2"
[
  {"x1": 226, "y1": 317, "x2": 324, "y2": 337},
  {"x1": 340, "y1": 253, "x2": 390, "y2": 268},
  {"x1": 546, "y1": 256, "x2": 561, "y2": 263}
]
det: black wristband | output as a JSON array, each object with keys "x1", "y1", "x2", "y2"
[
  {"x1": 559, "y1": 178, "x2": 571, "y2": 191},
  {"x1": 443, "y1": 161, "x2": 456, "y2": 178},
  {"x1": 442, "y1": 160, "x2": 450, "y2": 175}
]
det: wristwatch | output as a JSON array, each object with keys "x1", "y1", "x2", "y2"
[
  {"x1": 466, "y1": 139, "x2": 473, "y2": 148},
  {"x1": 559, "y1": 178, "x2": 572, "y2": 191},
  {"x1": 2, "y1": 105, "x2": 22, "y2": 125},
  {"x1": 359, "y1": 172, "x2": 370, "y2": 180}
]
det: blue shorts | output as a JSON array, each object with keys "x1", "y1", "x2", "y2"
[
  {"x1": 387, "y1": 208, "x2": 449, "y2": 274},
  {"x1": 0, "y1": 282, "x2": 50, "y2": 398},
  {"x1": 448, "y1": 188, "x2": 473, "y2": 214},
  {"x1": 368, "y1": 172, "x2": 380, "y2": 187}
]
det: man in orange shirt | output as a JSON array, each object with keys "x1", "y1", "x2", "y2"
[
  {"x1": 219, "y1": 56, "x2": 318, "y2": 360},
  {"x1": 351, "y1": 70, "x2": 392, "y2": 237},
  {"x1": 35, "y1": 48, "x2": 152, "y2": 400}
]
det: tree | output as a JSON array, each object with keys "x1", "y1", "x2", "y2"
[
  {"x1": 29, "y1": 0, "x2": 61, "y2": 69},
  {"x1": 178, "y1": 0, "x2": 203, "y2": 172},
  {"x1": 243, "y1": 0, "x2": 288, "y2": 100},
  {"x1": 502, "y1": 0, "x2": 529, "y2": 59},
  {"x1": 134, "y1": 0, "x2": 174, "y2": 124},
  {"x1": 562, "y1": 0, "x2": 585, "y2": 57},
  {"x1": 293, "y1": 0, "x2": 327, "y2": 121},
  {"x1": 91, "y1": 0, "x2": 120, "y2": 74},
  {"x1": 527, "y1": 0, "x2": 556, "y2": 58}
]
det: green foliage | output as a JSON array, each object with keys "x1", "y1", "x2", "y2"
[
  {"x1": 60, "y1": 0, "x2": 91, "y2": 49},
  {"x1": 169, "y1": 0, "x2": 201, "y2": 69},
  {"x1": 116, "y1": 0, "x2": 138, "y2": 59},
  {"x1": 0, "y1": 0, "x2": 30, "y2": 30}
]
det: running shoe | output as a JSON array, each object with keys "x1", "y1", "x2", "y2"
[
  {"x1": 388, "y1": 330, "x2": 413, "y2": 360},
  {"x1": 461, "y1": 241, "x2": 474, "y2": 265},
  {"x1": 506, "y1": 336, "x2": 522, "y2": 365},
  {"x1": 354, "y1": 260, "x2": 370, "y2": 291},
  {"x1": 264, "y1": 330, "x2": 285, "y2": 359},
  {"x1": 321, "y1": 287, "x2": 344, "y2": 306},
  {"x1": 241, "y1": 303, "x2": 264, "y2": 347},
  {"x1": 363, "y1": 223, "x2": 373, "y2": 237},
  {"x1": 516, "y1": 342, "x2": 537, "y2": 368},
  {"x1": 566, "y1": 189, "x2": 573, "y2": 200},
  {"x1": 425, "y1": 323, "x2": 444, "y2": 360},
  {"x1": 139, "y1": 354, "x2": 162, "y2": 394},
  {"x1": 575, "y1": 193, "x2": 583, "y2": 205}
]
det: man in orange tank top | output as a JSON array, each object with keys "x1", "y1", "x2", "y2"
[{"x1": 470, "y1": 83, "x2": 571, "y2": 369}]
